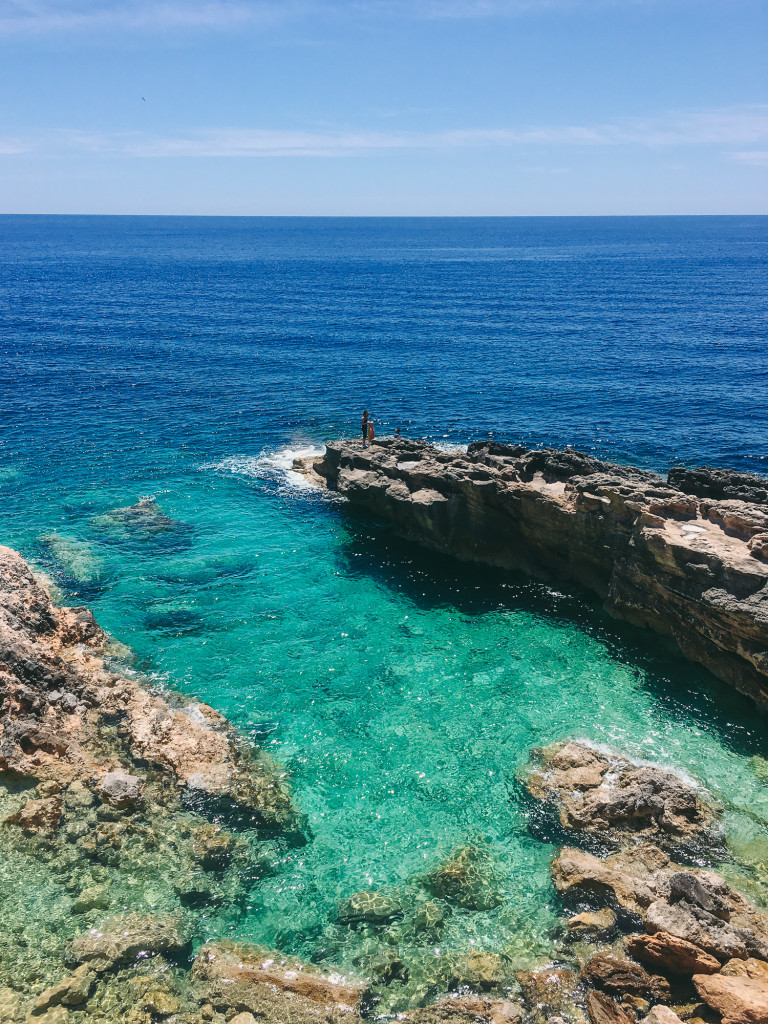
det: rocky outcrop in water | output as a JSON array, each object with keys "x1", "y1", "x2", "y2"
[{"x1": 308, "y1": 438, "x2": 768, "y2": 709}]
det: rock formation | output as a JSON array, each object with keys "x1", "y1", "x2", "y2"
[{"x1": 307, "y1": 439, "x2": 768, "y2": 708}]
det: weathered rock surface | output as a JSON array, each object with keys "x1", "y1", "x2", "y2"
[
  {"x1": 0, "y1": 545, "x2": 297, "y2": 827},
  {"x1": 639, "y1": 1008, "x2": 685, "y2": 1024},
  {"x1": 568, "y1": 908, "x2": 618, "y2": 939},
  {"x1": 585, "y1": 990, "x2": 634, "y2": 1024},
  {"x1": 692, "y1": 972, "x2": 768, "y2": 1024},
  {"x1": 422, "y1": 844, "x2": 503, "y2": 911},
  {"x1": 337, "y1": 890, "x2": 404, "y2": 924},
  {"x1": 70, "y1": 913, "x2": 190, "y2": 968},
  {"x1": 582, "y1": 953, "x2": 669, "y2": 1001},
  {"x1": 551, "y1": 845, "x2": 675, "y2": 914},
  {"x1": 192, "y1": 941, "x2": 365, "y2": 1020},
  {"x1": 526, "y1": 741, "x2": 715, "y2": 846},
  {"x1": 625, "y1": 931, "x2": 721, "y2": 976},
  {"x1": 308, "y1": 439, "x2": 768, "y2": 707},
  {"x1": 401, "y1": 998, "x2": 524, "y2": 1024}
]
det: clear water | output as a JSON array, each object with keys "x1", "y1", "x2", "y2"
[{"x1": 2, "y1": 216, "x2": 768, "y2": 1005}]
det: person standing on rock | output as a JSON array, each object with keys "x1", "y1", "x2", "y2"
[
  {"x1": 361, "y1": 410, "x2": 369, "y2": 447},
  {"x1": 367, "y1": 418, "x2": 375, "y2": 446}
]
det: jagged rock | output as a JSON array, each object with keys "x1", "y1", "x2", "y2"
[
  {"x1": 526, "y1": 741, "x2": 715, "y2": 845},
  {"x1": 230, "y1": 1015, "x2": 258, "y2": 1024},
  {"x1": 402, "y1": 998, "x2": 523, "y2": 1024},
  {"x1": 692, "y1": 972, "x2": 768, "y2": 1024},
  {"x1": 308, "y1": 439, "x2": 768, "y2": 709},
  {"x1": 639, "y1": 1009, "x2": 685, "y2": 1024},
  {"x1": 568, "y1": 909, "x2": 617, "y2": 938},
  {"x1": 192, "y1": 941, "x2": 364, "y2": 1016},
  {"x1": 70, "y1": 913, "x2": 190, "y2": 967},
  {"x1": 32, "y1": 964, "x2": 96, "y2": 1011},
  {"x1": 644, "y1": 869, "x2": 768, "y2": 961},
  {"x1": 625, "y1": 932, "x2": 721, "y2": 975},
  {"x1": 142, "y1": 989, "x2": 179, "y2": 1015},
  {"x1": 585, "y1": 991, "x2": 634, "y2": 1024},
  {"x1": 668, "y1": 467, "x2": 768, "y2": 506},
  {"x1": 722, "y1": 959, "x2": 768, "y2": 980},
  {"x1": 423, "y1": 844, "x2": 503, "y2": 910},
  {"x1": 582, "y1": 953, "x2": 669, "y2": 1000},
  {"x1": 97, "y1": 770, "x2": 145, "y2": 808},
  {"x1": 5, "y1": 794, "x2": 63, "y2": 833},
  {"x1": 551, "y1": 844, "x2": 674, "y2": 914},
  {"x1": 71, "y1": 884, "x2": 111, "y2": 914},
  {"x1": 337, "y1": 891, "x2": 404, "y2": 924}
]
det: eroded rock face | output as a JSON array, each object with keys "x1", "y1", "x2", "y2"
[
  {"x1": 401, "y1": 997, "x2": 524, "y2": 1024},
  {"x1": 526, "y1": 741, "x2": 715, "y2": 846},
  {"x1": 308, "y1": 439, "x2": 768, "y2": 708},
  {"x1": 692, "y1": 972, "x2": 768, "y2": 1024},
  {"x1": 192, "y1": 941, "x2": 365, "y2": 1018},
  {"x1": 625, "y1": 931, "x2": 721, "y2": 976}
]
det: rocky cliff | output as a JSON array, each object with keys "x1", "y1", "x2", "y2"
[{"x1": 308, "y1": 439, "x2": 768, "y2": 709}]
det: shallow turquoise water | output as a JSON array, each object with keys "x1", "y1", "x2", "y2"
[{"x1": 2, "y1": 216, "x2": 768, "y2": 1005}]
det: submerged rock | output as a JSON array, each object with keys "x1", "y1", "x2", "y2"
[
  {"x1": 32, "y1": 964, "x2": 96, "y2": 1012},
  {"x1": 423, "y1": 844, "x2": 503, "y2": 911},
  {"x1": 401, "y1": 997, "x2": 524, "y2": 1024},
  {"x1": 97, "y1": 770, "x2": 145, "y2": 808},
  {"x1": 70, "y1": 913, "x2": 191, "y2": 968},
  {"x1": 337, "y1": 891, "x2": 404, "y2": 924},
  {"x1": 192, "y1": 941, "x2": 365, "y2": 1018},
  {"x1": 567, "y1": 909, "x2": 617, "y2": 939},
  {"x1": 526, "y1": 741, "x2": 716, "y2": 847}
]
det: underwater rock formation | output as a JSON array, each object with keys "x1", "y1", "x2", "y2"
[{"x1": 308, "y1": 438, "x2": 768, "y2": 708}]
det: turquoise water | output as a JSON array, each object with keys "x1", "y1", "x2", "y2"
[{"x1": 2, "y1": 216, "x2": 768, "y2": 1005}]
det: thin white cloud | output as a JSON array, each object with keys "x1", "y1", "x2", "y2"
[
  {"x1": 732, "y1": 150, "x2": 768, "y2": 167},
  {"x1": 40, "y1": 105, "x2": 768, "y2": 158},
  {"x1": 0, "y1": 0, "x2": 298, "y2": 35},
  {"x1": 0, "y1": 0, "x2": 713, "y2": 35},
  {"x1": 0, "y1": 136, "x2": 31, "y2": 154}
]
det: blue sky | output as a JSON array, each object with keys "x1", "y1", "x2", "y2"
[{"x1": 0, "y1": 0, "x2": 766, "y2": 214}]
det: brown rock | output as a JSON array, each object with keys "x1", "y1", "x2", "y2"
[
  {"x1": 33, "y1": 965, "x2": 96, "y2": 1012},
  {"x1": 722, "y1": 959, "x2": 768, "y2": 981},
  {"x1": 70, "y1": 913, "x2": 190, "y2": 967},
  {"x1": 527, "y1": 742, "x2": 714, "y2": 844},
  {"x1": 692, "y1": 972, "x2": 768, "y2": 1024},
  {"x1": 516, "y1": 968, "x2": 583, "y2": 1017},
  {"x1": 585, "y1": 991, "x2": 634, "y2": 1024},
  {"x1": 582, "y1": 953, "x2": 669, "y2": 1000},
  {"x1": 402, "y1": 998, "x2": 523, "y2": 1024},
  {"x1": 568, "y1": 909, "x2": 617, "y2": 938},
  {"x1": 625, "y1": 932, "x2": 721, "y2": 976},
  {"x1": 450, "y1": 952, "x2": 509, "y2": 990},
  {"x1": 640, "y1": 1008, "x2": 685, "y2": 1024},
  {"x1": 5, "y1": 794, "x2": 63, "y2": 833},
  {"x1": 192, "y1": 941, "x2": 364, "y2": 1014},
  {"x1": 551, "y1": 844, "x2": 673, "y2": 914}
]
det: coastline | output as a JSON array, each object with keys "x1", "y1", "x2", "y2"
[
  {"x1": 304, "y1": 438, "x2": 768, "y2": 711},
  {"x1": 2, "y1": 508, "x2": 768, "y2": 1021}
]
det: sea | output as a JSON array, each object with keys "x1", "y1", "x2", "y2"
[{"x1": 1, "y1": 215, "x2": 768, "y2": 1007}]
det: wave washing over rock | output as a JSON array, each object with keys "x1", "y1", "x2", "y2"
[
  {"x1": 306, "y1": 438, "x2": 768, "y2": 710},
  {"x1": 3, "y1": 503, "x2": 768, "y2": 1024}
]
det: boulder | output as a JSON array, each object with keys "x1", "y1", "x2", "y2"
[
  {"x1": 5, "y1": 794, "x2": 63, "y2": 833},
  {"x1": 424, "y1": 844, "x2": 503, "y2": 911},
  {"x1": 639, "y1": 1009, "x2": 685, "y2": 1024},
  {"x1": 32, "y1": 965, "x2": 96, "y2": 1012},
  {"x1": 516, "y1": 968, "x2": 584, "y2": 1021},
  {"x1": 692, "y1": 972, "x2": 768, "y2": 1024},
  {"x1": 337, "y1": 891, "x2": 403, "y2": 924},
  {"x1": 97, "y1": 770, "x2": 145, "y2": 808},
  {"x1": 526, "y1": 742, "x2": 715, "y2": 845},
  {"x1": 582, "y1": 953, "x2": 669, "y2": 1001},
  {"x1": 625, "y1": 932, "x2": 721, "y2": 976},
  {"x1": 585, "y1": 991, "x2": 634, "y2": 1024},
  {"x1": 192, "y1": 941, "x2": 365, "y2": 1015},
  {"x1": 568, "y1": 909, "x2": 617, "y2": 939},
  {"x1": 450, "y1": 952, "x2": 509, "y2": 991},
  {"x1": 722, "y1": 959, "x2": 768, "y2": 981},
  {"x1": 401, "y1": 999, "x2": 523, "y2": 1024},
  {"x1": 70, "y1": 913, "x2": 190, "y2": 968},
  {"x1": 551, "y1": 845, "x2": 673, "y2": 914}
]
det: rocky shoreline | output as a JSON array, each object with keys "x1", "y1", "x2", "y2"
[
  {"x1": 3, "y1": 543, "x2": 768, "y2": 1024},
  {"x1": 306, "y1": 439, "x2": 768, "y2": 710}
]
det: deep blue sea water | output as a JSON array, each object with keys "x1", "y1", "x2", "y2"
[{"x1": 2, "y1": 215, "x2": 768, "y2": 1007}]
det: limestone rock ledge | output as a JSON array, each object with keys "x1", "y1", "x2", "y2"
[
  {"x1": 0, "y1": 544, "x2": 296, "y2": 829},
  {"x1": 308, "y1": 439, "x2": 768, "y2": 709}
]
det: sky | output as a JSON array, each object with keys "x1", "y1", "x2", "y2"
[{"x1": 0, "y1": 0, "x2": 766, "y2": 214}]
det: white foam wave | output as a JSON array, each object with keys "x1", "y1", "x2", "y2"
[
  {"x1": 204, "y1": 445, "x2": 325, "y2": 492},
  {"x1": 431, "y1": 441, "x2": 469, "y2": 454}
]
